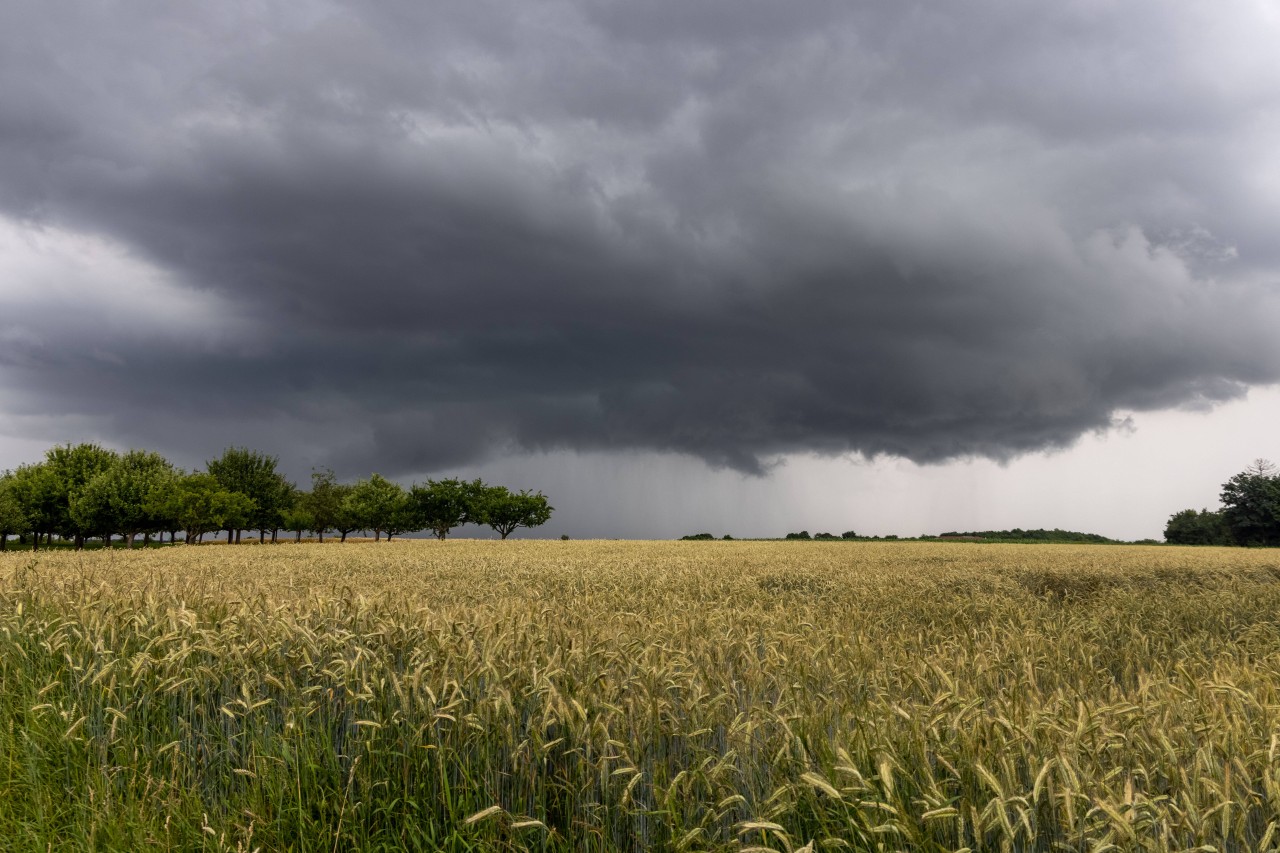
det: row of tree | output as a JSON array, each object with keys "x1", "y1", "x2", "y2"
[
  {"x1": 0, "y1": 444, "x2": 553, "y2": 550},
  {"x1": 1165, "y1": 459, "x2": 1280, "y2": 546}
]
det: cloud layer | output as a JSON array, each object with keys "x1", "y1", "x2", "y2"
[{"x1": 2, "y1": 0, "x2": 1279, "y2": 475}]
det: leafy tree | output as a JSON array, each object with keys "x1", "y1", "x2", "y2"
[
  {"x1": 44, "y1": 443, "x2": 119, "y2": 548},
  {"x1": 207, "y1": 448, "x2": 293, "y2": 544},
  {"x1": 159, "y1": 472, "x2": 256, "y2": 544},
  {"x1": 7, "y1": 463, "x2": 61, "y2": 551},
  {"x1": 265, "y1": 486, "x2": 297, "y2": 543},
  {"x1": 1164, "y1": 508, "x2": 1232, "y2": 546},
  {"x1": 281, "y1": 497, "x2": 315, "y2": 543},
  {"x1": 304, "y1": 469, "x2": 343, "y2": 543},
  {"x1": 841, "y1": 530, "x2": 858, "y2": 539},
  {"x1": 70, "y1": 450, "x2": 177, "y2": 548},
  {"x1": 785, "y1": 531, "x2": 811, "y2": 540},
  {"x1": 478, "y1": 487, "x2": 554, "y2": 539},
  {"x1": 347, "y1": 474, "x2": 409, "y2": 541},
  {"x1": 0, "y1": 474, "x2": 28, "y2": 552},
  {"x1": 1220, "y1": 459, "x2": 1280, "y2": 546},
  {"x1": 410, "y1": 478, "x2": 484, "y2": 540},
  {"x1": 385, "y1": 494, "x2": 419, "y2": 542},
  {"x1": 330, "y1": 483, "x2": 361, "y2": 543}
]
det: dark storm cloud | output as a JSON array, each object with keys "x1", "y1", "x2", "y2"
[{"x1": 2, "y1": 0, "x2": 1279, "y2": 475}]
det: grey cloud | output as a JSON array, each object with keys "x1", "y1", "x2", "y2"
[{"x1": 2, "y1": 0, "x2": 1279, "y2": 477}]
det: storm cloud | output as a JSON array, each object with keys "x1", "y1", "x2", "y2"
[{"x1": 2, "y1": 0, "x2": 1278, "y2": 476}]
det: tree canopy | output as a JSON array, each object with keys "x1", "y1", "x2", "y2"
[
  {"x1": 70, "y1": 450, "x2": 177, "y2": 548},
  {"x1": 476, "y1": 487, "x2": 554, "y2": 539},
  {"x1": 207, "y1": 447, "x2": 294, "y2": 541},
  {"x1": 1164, "y1": 509, "x2": 1232, "y2": 546},
  {"x1": 410, "y1": 478, "x2": 484, "y2": 540},
  {"x1": 1167, "y1": 460, "x2": 1280, "y2": 547},
  {"x1": 159, "y1": 473, "x2": 257, "y2": 545},
  {"x1": 1, "y1": 442, "x2": 555, "y2": 549},
  {"x1": 0, "y1": 476, "x2": 27, "y2": 551},
  {"x1": 1219, "y1": 459, "x2": 1280, "y2": 547},
  {"x1": 346, "y1": 474, "x2": 408, "y2": 541}
]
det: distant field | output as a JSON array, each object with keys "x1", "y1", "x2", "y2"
[{"x1": 3, "y1": 541, "x2": 1280, "y2": 851}]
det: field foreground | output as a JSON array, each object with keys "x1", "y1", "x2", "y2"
[{"x1": 4, "y1": 541, "x2": 1280, "y2": 852}]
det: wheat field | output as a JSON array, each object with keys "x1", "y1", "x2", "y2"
[{"x1": 3, "y1": 541, "x2": 1280, "y2": 851}]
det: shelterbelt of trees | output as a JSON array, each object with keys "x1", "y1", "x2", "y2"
[
  {"x1": 1165, "y1": 459, "x2": 1280, "y2": 546},
  {"x1": 0, "y1": 444, "x2": 553, "y2": 551}
]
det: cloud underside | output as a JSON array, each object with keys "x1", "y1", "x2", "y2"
[{"x1": 1, "y1": 1, "x2": 1278, "y2": 475}]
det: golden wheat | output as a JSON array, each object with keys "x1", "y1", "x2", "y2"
[{"x1": 2, "y1": 540, "x2": 1279, "y2": 851}]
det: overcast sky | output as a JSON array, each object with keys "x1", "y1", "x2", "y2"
[{"x1": 2, "y1": 1, "x2": 1278, "y2": 539}]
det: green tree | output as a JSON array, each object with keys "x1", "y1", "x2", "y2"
[
  {"x1": 160, "y1": 473, "x2": 256, "y2": 544},
  {"x1": 1220, "y1": 459, "x2": 1280, "y2": 546},
  {"x1": 478, "y1": 487, "x2": 553, "y2": 539},
  {"x1": 44, "y1": 443, "x2": 120, "y2": 548},
  {"x1": 7, "y1": 463, "x2": 61, "y2": 551},
  {"x1": 304, "y1": 469, "x2": 343, "y2": 543},
  {"x1": 266, "y1": 486, "x2": 297, "y2": 543},
  {"x1": 385, "y1": 494, "x2": 418, "y2": 542},
  {"x1": 206, "y1": 448, "x2": 293, "y2": 544},
  {"x1": 347, "y1": 474, "x2": 408, "y2": 542},
  {"x1": 1164, "y1": 508, "x2": 1232, "y2": 546},
  {"x1": 281, "y1": 496, "x2": 315, "y2": 543},
  {"x1": 330, "y1": 482, "x2": 360, "y2": 543},
  {"x1": 0, "y1": 473, "x2": 28, "y2": 552},
  {"x1": 70, "y1": 450, "x2": 177, "y2": 548},
  {"x1": 410, "y1": 478, "x2": 484, "y2": 540}
]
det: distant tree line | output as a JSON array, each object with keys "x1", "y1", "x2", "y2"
[
  {"x1": 679, "y1": 531, "x2": 865, "y2": 541},
  {"x1": 1166, "y1": 459, "x2": 1280, "y2": 546},
  {"x1": 936, "y1": 528, "x2": 1115, "y2": 544},
  {"x1": 0, "y1": 444, "x2": 552, "y2": 551}
]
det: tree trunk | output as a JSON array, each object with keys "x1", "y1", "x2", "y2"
[
  {"x1": 235, "y1": 529, "x2": 242, "y2": 544},
  {"x1": 375, "y1": 529, "x2": 381, "y2": 542},
  {"x1": 143, "y1": 532, "x2": 152, "y2": 546},
  {"x1": 318, "y1": 529, "x2": 324, "y2": 543},
  {"x1": 271, "y1": 528, "x2": 279, "y2": 544},
  {"x1": 199, "y1": 532, "x2": 205, "y2": 543},
  {"x1": 0, "y1": 535, "x2": 6, "y2": 552},
  {"x1": 340, "y1": 531, "x2": 348, "y2": 543},
  {"x1": 125, "y1": 533, "x2": 135, "y2": 549},
  {"x1": 32, "y1": 532, "x2": 39, "y2": 552},
  {"x1": 295, "y1": 530, "x2": 302, "y2": 542}
]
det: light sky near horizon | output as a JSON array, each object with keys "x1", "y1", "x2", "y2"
[
  {"x1": 390, "y1": 385, "x2": 1280, "y2": 541},
  {"x1": 2, "y1": 1, "x2": 1279, "y2": 540}
]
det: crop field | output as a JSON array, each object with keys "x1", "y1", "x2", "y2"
[{"x1": 3, "y1": 542, "x2": 1280, "y2": 852}]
